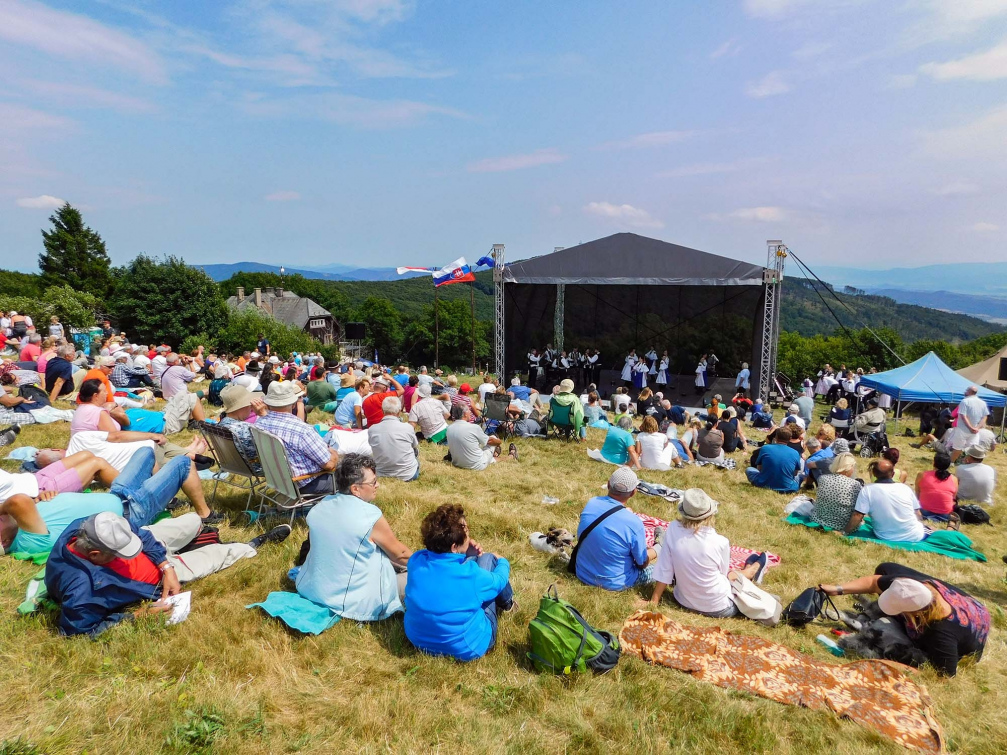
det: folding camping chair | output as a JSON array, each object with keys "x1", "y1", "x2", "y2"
[
  {"x1": 249, "y1": 426, "x2": 336, "y2": 525},
  {"x1": 483, "y1": 392, "x2": 511, "y2": 422},
  {"x1": 547, "y1": 398, "x2": 577, "y2": 441},
  {"x1": 195, "y1": 420, "x2": 266, "y2": 511}
]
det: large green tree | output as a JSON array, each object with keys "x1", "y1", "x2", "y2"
[
  {"x1": 355, "y1": 296, "x2": 403, "y2": 362},
  {"x1": 110, "y1": 255, "x2": 228, "y2": 348},
  {"x1": 38, "y1": 203, "x2": 112, "y2": 299}
]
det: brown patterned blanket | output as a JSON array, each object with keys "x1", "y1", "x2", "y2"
[{"x1": 620, "y1": 611, "x2": 944, "y2": 753}]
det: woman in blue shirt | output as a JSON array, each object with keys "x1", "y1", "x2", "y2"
[{"x1": 404, "y1": 504, "x2": 515, "y2": 661}]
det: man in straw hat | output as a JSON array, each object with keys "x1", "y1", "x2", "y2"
[
  {"x1": 572, "y1": 466, "x2": 659, "y2": 590},
  {"x1": 256, "y1": 381, "x2": 339, "y2": 493}
]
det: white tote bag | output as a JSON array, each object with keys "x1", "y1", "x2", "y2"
[{"x1": 730, "y1": 574, "x2": 783, "y2": 627}]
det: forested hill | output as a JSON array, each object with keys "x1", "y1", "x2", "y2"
[
  {"x1": 215, "y1": 270, "x2": 1002, "y2": 344},
  {"x1": 781, "y1": 278, "x2": 1000, "y2": 343}
]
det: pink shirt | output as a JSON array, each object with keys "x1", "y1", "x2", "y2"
[
  {"x1": 71, "y1": 403, "x2": 121, "y2": 435},
  {"x1": 918, "y1": 470, "x2": 958, "y2": 516}
]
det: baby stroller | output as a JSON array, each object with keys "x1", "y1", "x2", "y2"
[{"x1": 854, "y1": 428, "x2": 890, "y2": 458}]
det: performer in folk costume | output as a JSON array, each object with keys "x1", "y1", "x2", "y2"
[
  {"x1": 542, "y1": 344, "x2": 555, "y2": 388},
  {"x1": 633, "y1": 358, "x2": 649, "y2": 390},
  {"x1": 695, "y1": 356, "x2": 707, "y2": 394},
  {"x1": 621, "y1": 349, "x2": 638, "y2": 388},
  {"x1": 656, "y1": 351, "x2": 669, "y2": 386},
  {"x1": 528, "y1": 349, "x2": 543, "y2": 388},
  {"x1": 586, "y1": 349, "x2": 601, "y2": 386},
  {"x1": 645, "y1": 347, "x2": 658, "y2": 376},
  {"x1": 814, "y1": 364, "x2": 836, "y2": 397}
]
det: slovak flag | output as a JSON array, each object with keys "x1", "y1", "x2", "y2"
[
  {"x1": 396, "y1": 265, "x2": 437, "y2": 275},
  {"x1": 432, "y1": 257, "x2": 476, "y2": 287}
]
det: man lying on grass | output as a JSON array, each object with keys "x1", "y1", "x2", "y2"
[
  {"x1": 0, "y1": 446, "x2": 212, "y2": 558},
  {"x1": 45, "y1": 511, "x2": 291, "y2": 637}
]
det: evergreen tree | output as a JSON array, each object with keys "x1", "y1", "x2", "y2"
[{"x1": 38, "y1": 203, "x2": 113, "y2": 299}]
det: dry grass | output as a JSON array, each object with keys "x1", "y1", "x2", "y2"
[{"x1": 2, "y1": 395, "x2": 1006, "y2": 754}]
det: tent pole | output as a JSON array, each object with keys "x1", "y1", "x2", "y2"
[
  {"x1": 895, "y1": 399, "x2": 900, "y2": 433},
  {"x1": 1000, "y1": 408, "x2": 1006, "y2": 453}
]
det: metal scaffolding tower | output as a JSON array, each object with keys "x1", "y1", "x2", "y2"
[
  {"x1": 759, "y1": 240, "x2": 787, "y2": 402},
  {"x1": 492, "y1": 243, "x2": 505, "y2": 376}
]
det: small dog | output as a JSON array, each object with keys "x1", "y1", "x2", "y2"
[
  {"x1": 837, "y1": 597, "x2": 928, "y2": 668},
  {"x1": 529, "y1": 528, "x2": 574, "y2": 563}
]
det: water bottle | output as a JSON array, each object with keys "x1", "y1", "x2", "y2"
[
  {"x1": 541, "y1": 495, "x2": 560, "y2": 505},
  {"x1": 816, "y1": 634, "x2": 844, "y2": 657}
]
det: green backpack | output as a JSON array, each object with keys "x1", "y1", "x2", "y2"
[{"x1": 527, "y1": 585, "x2": 621, "y2": 674}]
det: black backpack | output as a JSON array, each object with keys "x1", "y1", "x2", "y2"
[
  {"x1": 954, "y1": 504, "x2": 992, "y2": 526},
  {"x1": 782, "y1": 587, "x2": 840, "y2": 627}
]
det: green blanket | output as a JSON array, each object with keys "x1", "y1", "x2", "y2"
[{"x1": 785, "y1": 512, "x2": 987, "y2": 562}]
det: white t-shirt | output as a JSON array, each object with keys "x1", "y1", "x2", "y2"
[
  {"x1": 957, "y1": 395, "x2": 990, "y2": 431},
  {"x1": 637, "y1": 431, "x2": 677, "y2": 469},
  {"x1": 132, "y1": 354, "x2": 151, "y2": 370},
  {"x1": 0, "y1": 468, "x2": 40, "y2": 500},
  {"x1": 152, "y1": 355, "x2": 168, "y2": 379},
  {"x1": 478, "y1": 383, "x2": 496, "y2": 404},
  {"x1": 66, "y1": 431, "x2": 156, "y2": 472},
  {"x1": 324, "y1": 428, "x2": 371, "y2": 456},
  {"x1": 446, "y1": 421, "x2": 492, "y2": 470},
  {"x1": 417, "y1": 374, "x2": 434, "y2": 388},
  {"x1": 653, "y1": 521, "x2": 733, "y2": 614},
  {"x1": 854, "y1": 482, "x2": 925, "y2": 542},
  {"x1": 955, "y1": 463, "x2": 997, "y2": 505},
  {"x1": 612, "y1": 394, "x2": 630, "y2": 414}
]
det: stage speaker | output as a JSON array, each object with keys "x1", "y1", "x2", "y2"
[{"x1": 345, "y1": 322, "x2": 366, "y2": 340}]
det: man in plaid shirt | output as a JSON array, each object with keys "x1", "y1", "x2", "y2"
[
  {"x1": 256, "y1": 381, "x2": 338, "y2": 493},
  {"x1": 110, "y1": 353, "x2": 155, "y2": 389}
]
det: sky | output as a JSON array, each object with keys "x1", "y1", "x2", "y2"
[{"x1": 1, "y1": 0, "x2": 1006, "y2": 274}]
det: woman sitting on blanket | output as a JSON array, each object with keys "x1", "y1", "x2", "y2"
[
  {"x1": 648, "y1": 489, "x2": 769, "y2": 619},
  {"x1": 819, "y1": 562, "x2": 989, "y2": 676},
  {"x1": 635, "y1": 415, "x2": 683, "y2": 470},
  {"x1": 810, "y1": 452, "x2": 862, "y2": 530},
  {"x1": 915, "y1": 450, "x2": 958, "y2": 523}
]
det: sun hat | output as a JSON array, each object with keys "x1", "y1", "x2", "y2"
[
  {"x1": 251, "y1": 351, "x2": 261, "y2": 359},
  {"x1": 678, "y1": 488, "x2": 719, "y2": 521},
  {"x1": 608, "y1": 466, "x2": 639, "y2": 494},
  {"x1": 95, "y1": 355, "x2": 115, "y2": 367},
  {"x1": 326, "y1": 359, "x2": 339, "y2": 370},
  {"x1": 220, "y1": 384, "x2": 253, "y2": 414},
  {"x1": 245, "y1": 361, "x2": 260, "y2": 373},
  {"x1": 340, "y1": 372, "x2": 355, "y2": 387},
  {"x1": 966, "y1": 444, "x2": 987, "y2": 460},
  {"x1": 559, "y1": 378, "x2": 575, "y2": 393},
  {"x1": 878, "y1": 578, "x2": 934, "y2": 616},
  {"x1": 374, "y1": 375, "x2": 389, "y2": 388},
  {"x1": 268, "y1": 355, "x2": 280, "y2": 364},
  {"x1": 263, "y1": 380, "x2": 304, "y2": 407},
  {"x1": 832, "y1": 438, "x2": 850, "y2": 455},
  {"x1": 417, "y1": 382, "x2": 431, "y2": 398},
  {"x1": 213, "y1": 363, "x2": 230, "y2": 379},
  {"x1": 114, "y1": 351, "x2": 129, "y2": 361},
  {"x1": 80, "y1": 512, "x2": 142, "y2": 559}
]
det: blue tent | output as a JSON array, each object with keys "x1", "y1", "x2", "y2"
[{"x1": 859, "y1": 351, "x2": 1006, "y2": 407}]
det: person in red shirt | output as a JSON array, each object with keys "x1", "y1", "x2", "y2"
[{"x1": 361, "y1": 374, "x2": 405, "y2": 427}]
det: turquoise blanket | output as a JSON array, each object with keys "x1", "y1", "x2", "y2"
[
  {"x1": 246, "y1": 591, "x2": 341, "y2": 635},
  {"x1": 785, "y1": 512, "x2": 987, "y2": 562}
]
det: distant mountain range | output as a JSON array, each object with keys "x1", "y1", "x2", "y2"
[{"x1": 197, "y1": 262, "x2": 427, "y2": 282}]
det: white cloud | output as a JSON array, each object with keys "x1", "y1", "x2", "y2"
[
  {"x1": 792, "y1": 41, "x2": 833, "y2": 59},
  {"x1": 16, "y1": 194, "x2": 65, "y2": 209},
  {"x1": 0, "y1": 0, "x2": 167, "y2": 83},
  {"x1": 710, "y1": 38, "x2": 742, "y2": 59},
  {"x1": 241, "y1": 92, "x2": 468, "y2": 129},
  {"x1": 745, "y1": 71, "x2": 790, "y2": 98},
  {"x1": 597, "y1": 130, "x2": 698, "y2": 150},
  {"x1": 743, "y1": 0, "x2": 809, "y2": 17},
  {"x1": 17, "y1": 80, "x2": 156, "y2": 114},
  {"x1": 934, "y1": 182, "x2": 980, "y2": 196},
  {"x1": 920, "y1": 38, "x2": 1007, "y2": 82},
  {"x1": 920, "y1": 105, "x2": 1007, "y2": 160},
  {"x1": 708, "y1": 206, "x2": 788, "y2": 223},
  {"x1": 658, "y1": 157, "x2": 773, "y2": 178},
  {"x1": 467, "y1": 148, "x2": 568, "y2": 173},
  {"x1": 0, "y1": 103, "x2": 73, "y2": 133},
  {"x1": 972, "y1": 222, "x2": 999, "y2": 232},
  {"x1": 265, "y1": 191, "x2": 301, "y2": 201},
  {"x1": 583, "y1": 201, "x2": 664, "y2": 229}
]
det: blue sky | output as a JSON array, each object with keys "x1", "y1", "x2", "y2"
[{"x1": 1, "y1": 0, "x2": 1005, "y2": 273}]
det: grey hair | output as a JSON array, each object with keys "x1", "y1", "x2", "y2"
[
  {"x1": 58, "y1": 343, "x2": 75, "y2": 358},
  {"x1": 73, "y1": 530, "x2": 108, "y2": 554},
  {"x1": 382, "y1": 395, "x2": 402, "y2": 415},
  {"x1": 166, "y1": 353, "x2": 179, "y2": 363},
  {"x1": 29, "y1": 334, "x2": 42, "y2": 344},
  {"x1": 335, "y1": 453, "x2": 377, "y2": 494},
  {"x1": 805, "y1": 438, "x2": 822, "y2": 451},
  {"x1": 617, "y1": 415, "x2": 634, "y2": 430}
]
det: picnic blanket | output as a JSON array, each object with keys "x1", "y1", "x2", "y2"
[
  {"x1": 620, "y1": 611, "x2": 944, "y2": 753},
  {"x1": 636, "y1": 513, "x2": 781, "y2": 571},
  {"x1": 785, "y1": 512, "x2": 987, "y2": 562},
  {"x1": 247, "y1": 591, "x2": 341, "y2": 635}
]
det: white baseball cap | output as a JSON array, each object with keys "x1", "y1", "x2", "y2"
[
  {"x1": 608, "y1": 466, "x2": 639, "y2": 494},
  {"x1": 878, "y1": 578, "x2": 934, "y2": 615},
  {"x1": 80, "y1": 512, "x2": 142, "y2": 559}
]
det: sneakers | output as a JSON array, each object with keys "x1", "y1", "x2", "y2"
[
  {"x1": 0, "y1": 424, "x2": 21, "y2": 448},
  {"x1": 249, "y1": 523, "x2": 293, "y2": 549},
  {"x1": 201, "y1": 510, "x2": 226, "y2": 525},
  {"x1": 745, "y1": 552, "x2": 770, "y2": 584}
]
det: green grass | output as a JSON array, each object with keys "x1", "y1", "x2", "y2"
[{"x1": 1, "y1": 395, "x2": 1006, "y2": 754}]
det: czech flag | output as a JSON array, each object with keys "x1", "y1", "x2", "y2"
[{"x1": 432, "y1": 257, "x2": 476, "y2": 287}]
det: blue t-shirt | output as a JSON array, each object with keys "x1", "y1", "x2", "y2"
[
  {"x1": 601, "y1": 426, "x2": 634, "y2": 464},
  {"x1": 393, "y1": 374, "x2": 409, "y2": 387},
  {"x1": 575, "y1": 496, "x2": 648, "y2": 590},
  {"x1": 509, "y1": 385, "x2": 531, "y2": 402},
  {"x1": 805, "y1": 446, "x2": 836, "y2": 482},
  {"x1": 750, "y1": 443, "x2": 802, "y2": 492},
  {"x1": 11, "y1": 493, "x2": 124, "y2": 556},
  {"x1": 334, "y1": 391, "x2": 363, "y2": 426},
  {"x1": 44, "y1": 357, "x2": 74, "y2": 395},
  {"x1": 124, "y1": 408, "x2": 166, "y2": 433},
  {"x1": 668, "y1": 405, "x2": 686, "y2": 425},
  {"x1": 404, "y1": 550, "x2": 510, "y2": 661}
]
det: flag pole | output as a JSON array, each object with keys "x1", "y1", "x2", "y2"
[
  {"x1": 470, "y1": 282, "x2": 477, "y2": 375},
  {"x1": 435, "y1": 284, "x2": 440, "y2": 369}
]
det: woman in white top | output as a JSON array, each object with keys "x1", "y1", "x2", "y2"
[
  {"x1": 635, "y1": 416, "x2": 682, "y2": 470},
  {"x1": 646, "y1": 348, "x2": 658, "y2": 376},
  {"x1": 679, "y1": 417, "x2": 703, "y2": 456},
  {"x1": 694, "y1": 357, "x2": 706, "y2": 394},
  {"x1": 656, "y1": 352, "x2": 669, "y2": 386},
  {"x1": 632, "y1": 359, "x2": 648, "y2": 390},
  {"x1": 621, "y1": 350, "x2": 637, "y2": 387},
  {"x1": 649, "y1": 489, "x2": 767, "y2": 618}
]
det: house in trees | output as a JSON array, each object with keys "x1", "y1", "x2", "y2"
[{"x1": 226, "y1": 286, "x2": 340, "y2": 344}]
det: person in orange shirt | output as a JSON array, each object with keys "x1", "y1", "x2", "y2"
[{"x1": 78, "y1": 356, "x2": 146, "y2": 409}]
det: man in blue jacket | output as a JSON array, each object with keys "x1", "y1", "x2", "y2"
[{"x1": 45, "y1": 511, "x2": 290, "y2": 637}]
